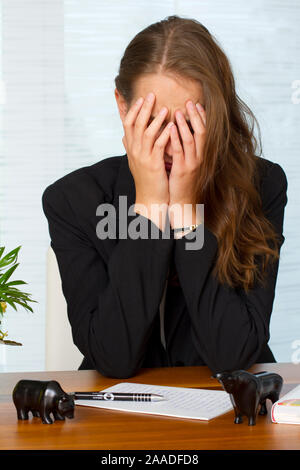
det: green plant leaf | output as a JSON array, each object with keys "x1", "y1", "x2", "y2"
[
  {"x1": 5, "y1": 280, "x2": 27, "y2": 287},
  {"x1": 13, "y1": 299, "x2": 34, "y2": 313},
  {"x1": 0, "y1": 263, "x2": 19, "y2": 285},
  {"x1": 3, "y1": 288, "x2": 31, "y2": 297},
  {"x1": 0, "y1": 285, "x2": 38, "y2": 305},
  {"x1": 0, "y1": 286, "x2": 23, "y2": 294},
  {"x1": 4, "y1": 293, "x2": 37, "y2": 303},
  {"x1": 0, "y1": 246, "x2": 21, "y2": 269},
  {"x1": 0, "y1": 246, "x2": 36, "y2": 344}
]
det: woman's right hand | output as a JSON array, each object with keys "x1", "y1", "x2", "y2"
[{"x1": 121, "y1": 92, "x2": 174, "y2": 230}]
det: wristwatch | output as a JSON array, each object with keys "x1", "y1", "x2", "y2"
[{"x1": 173, "y1": 223, "x2": 200, "y2": 234}]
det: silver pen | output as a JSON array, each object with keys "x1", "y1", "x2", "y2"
[{"x1": 71, "y1": 391, "x2": 165, "y2": 402}]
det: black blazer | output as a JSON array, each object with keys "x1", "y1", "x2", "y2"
[{"x1": 42, "y1": 154, "x2": 288, "y2": 378}]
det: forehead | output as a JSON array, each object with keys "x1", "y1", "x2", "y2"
[{"x1": 133, "y1": 73, "x2": 204, "y2": 116}]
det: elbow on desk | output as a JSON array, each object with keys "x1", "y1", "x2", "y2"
[
  {"x1": 95, "y1": 364, "x2": 140, "y2": 380},
  {"x1": 209, "y1": 357, "x2": 254, "y2": 376},
  {"x1": 91, "y1": 355, "x2": 142, "y2": 379},
  {"x1": 74, "y1": 335, "x2": 142, "y2": 379},
  {"x1": 206, "y1": 321, "x2": 270, "y2": 375},
  {"x1": 207, "y1": 340, "x2": 267, "y2": 375}
]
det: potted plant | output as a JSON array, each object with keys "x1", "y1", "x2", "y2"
[{"x1": 0, "y1": 246, "x2": 38, "y2": 346}]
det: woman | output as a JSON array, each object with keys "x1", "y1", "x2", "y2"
[{"x1": 42, "y1": 15, "x2": 288, "y2": 378}]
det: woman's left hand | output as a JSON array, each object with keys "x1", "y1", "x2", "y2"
[{"x1": 168, "y1": 100, "x2": 206, "y2": 206}]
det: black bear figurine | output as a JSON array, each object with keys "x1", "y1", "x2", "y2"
[
  {"x1": 213, "y1": 370, "x2": 283, "y2": 426},
  {"x1": 12, "y1": 379, "x2": 75, "y2": 424}
]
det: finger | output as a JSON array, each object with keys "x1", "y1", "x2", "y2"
[
  {"x1": 134, "y1": 92, "x2": 156, "y2": 144},
  {"x1": 186, "y1": 101, "x2": 206, "y2": 162},
  {"x1": 152, "y1": 121, "x2": 175, "y2": 163},
  {"x1": 122, "y1": 96, "x2": 145, "y2": 146},
  {"x1": 169, "y1": 123, "x2": 184, "y2": 168},
  {"x1": 143, "y1": 107, "x2": 174, "y2": 154},
  {"x1": 186, "y1": 100, "x2": 206, "y2": 131},
  {"x1": 175, "y1": 110, "x2": 195, "y2": 166},
  {"x1": 123, "y1": 96, "x2": 144, "y2": 127},
  {"x1": 195, "y1": 102, "x2": 206, "y2": 126},
  {"x1": 143, "y1": 105, "x2": 170, "y2": 155}
]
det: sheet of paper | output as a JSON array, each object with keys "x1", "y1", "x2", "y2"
[{"x1": 74, "y1": 382, "x2": 233, "y2": 421}]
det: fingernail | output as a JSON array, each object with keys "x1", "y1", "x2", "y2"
[
  {"x1": 196, "y1": 103, "x2": 203, "y2": 112},
  {"x1": 136, "y1": 97, "x2": 143, "y2": 105},
  {"x1": 176, "y1": 111, "x2": 184, "y2": 120},
  {"x1": 159, "y1": 106, "x2": 167, "y2": 115},
  {"x1": 146, "y1": 92, "x2": 154, "y2": 102},
  {"x1": 167, "y1": 122, "x2": 174, "y2": 128}
]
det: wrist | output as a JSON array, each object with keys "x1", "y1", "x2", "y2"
[
  {"x1": 134, "y1": 201, "x2": 169, "y2": 233},
  {"x1": 168, "y1": 202, "x2": 201, "y2": 229}
]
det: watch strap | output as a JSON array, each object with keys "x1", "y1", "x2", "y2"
[{"x1": 173, "y1": 223, "x2": 200, "y2": 233}]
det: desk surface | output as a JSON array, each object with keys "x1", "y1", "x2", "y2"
[{"x1": 0, "y1": 363, "x2": 299, "y2": 450}]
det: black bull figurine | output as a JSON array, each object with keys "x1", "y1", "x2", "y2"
[
  {"x1": 12, "y1": 379, "x2": 75, "y2": 424},
  {"x1": 213, "y1": 370, "x2": 283, "y2": 426}
]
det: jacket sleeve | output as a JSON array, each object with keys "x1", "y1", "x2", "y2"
[
  {"x1": 173, "y1": 162, "x2": 288, "y2": 374},
  {"x1": 42, "y1": 183, "x2": 174, "y2": 378}
]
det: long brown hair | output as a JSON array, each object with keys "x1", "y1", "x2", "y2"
[{"x1": 114, "y1": 15, "x2": 282, "y2": 293}]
